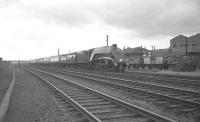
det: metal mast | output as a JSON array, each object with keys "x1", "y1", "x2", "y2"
[{"x1": 106, "y1": 35, "x2": 109, "y2": 46}]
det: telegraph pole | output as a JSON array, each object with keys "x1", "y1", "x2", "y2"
[
  {"x1": 106, "y1": 35, "x2": 109, "y2": 46},
  {"x1": 185, "y1": 36, "x2": 188, "y2": 55},
  {"x1": 151, "y1": 45, "x2": 154, "y2": 51},
  {"x1": 58, "y1": 48, "x2": 60, "y2": 56},
  {"x1": 58, "y1": 48, "x2": 61, "y2": 62}
]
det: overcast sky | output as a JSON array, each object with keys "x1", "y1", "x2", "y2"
[{"x1": 0, "y1": 0, "x2": 200, "y2": 60}]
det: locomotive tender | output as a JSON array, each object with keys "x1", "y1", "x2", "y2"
[{"x1": 32, "y1": 44, "x2": 126, "y2": 71}]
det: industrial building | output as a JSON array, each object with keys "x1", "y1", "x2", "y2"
[
  {"x1": 169, "y1": 33, "x2": 200, "y2": 55},
  {"x1": 124, "y1": 33, "x2": 200, "y2": 71}
]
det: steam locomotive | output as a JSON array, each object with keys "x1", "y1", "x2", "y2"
[{"x1": 32, "y1": 44, "x2": 126, "y2": 71}]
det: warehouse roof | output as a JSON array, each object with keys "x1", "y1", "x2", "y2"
[
  {"x1": 170, "y1": 34, "x2": 187, "y2": 42},
  {"x1": 151, "y1": 49, "x2": 169, "y2": 57},
  {"x1": 188, "y1": 33, "x2": 200, "y2": 41},
  {"x1": 123, "y1": 47, "x2": 148, "y2": 54}
]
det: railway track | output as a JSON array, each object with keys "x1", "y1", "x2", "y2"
[
  {"x1": 92, "y1": 70, "x2": 200, "y2": 92},
  {"x1": 31, "y1": 67, "x2": 200, "y2": 117},
  {"x1": 126, "y1": 70, "x2": 200, "y2": 81},
  {"x1": 40, "y1": 66, "x2": 200, "y2": 92},
  {"x1": 25, "y1": 67, "x2": 175, "y2": 122},
  {"x1": 38, "y1": 66, "x2": 200, "y2": 81},
  {"x1": 37, "y1": 66, "x2": 200, "y2": 84}
]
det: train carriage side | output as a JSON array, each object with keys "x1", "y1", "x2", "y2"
[
  {"x1": 76, "y1": 50, "x2": 91, "y2": 68},
  {"x1": 65, "y1": 53, "x2": 76, "y2": 67}
]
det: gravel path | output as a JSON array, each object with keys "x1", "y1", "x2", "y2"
[
  {"x1": 0, "y1": 64, "x2": 12, "y2": 103},
  {"x1": 4, "y1": 67, "x2": 67, "y2": 122}
]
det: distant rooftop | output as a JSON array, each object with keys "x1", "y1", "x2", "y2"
[
  {"x1": 151, "y1": 48, "x2": 169, "y2": 57},
  {"x1": 123, "y1": 47, "x2": 148, "y2": 54},
  {"x1": 171, "y1": 33, "x2": 200, "y2": 41}
]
